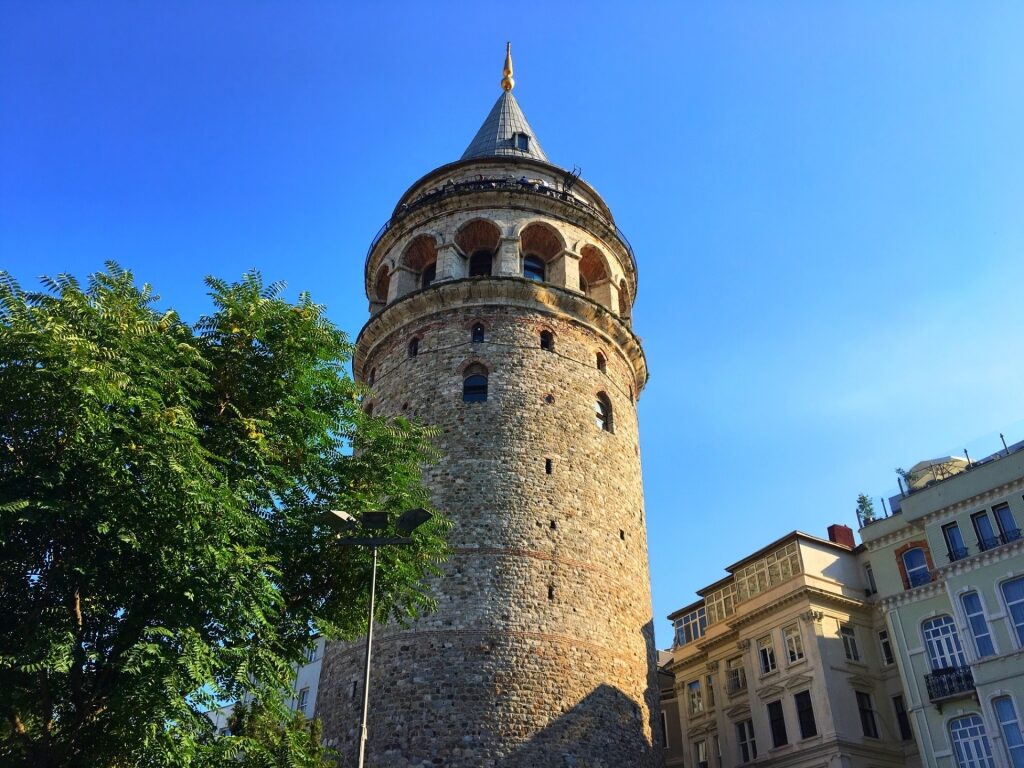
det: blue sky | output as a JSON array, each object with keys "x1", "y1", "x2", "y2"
[{"x1": 3, "y1": 2, "x2": 1023, "y2": 646}]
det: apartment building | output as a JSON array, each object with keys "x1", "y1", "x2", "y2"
[
  {"x1": 859, "y1": 442, "x2": 1024, "y2": 768},
  {"x1": 663, "y1": 527, "x2": 916, "y2": 768}
]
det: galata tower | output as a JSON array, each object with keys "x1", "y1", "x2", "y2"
[{"x1": 317, "y1": 46, "x2": 660, "y2": 768}]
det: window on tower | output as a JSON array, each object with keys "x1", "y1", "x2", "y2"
[
  {"x1": 421, "y1": 262, "x2": 437, "y2": 289},
  {"x1": 471, "y1": 323, "x2": 485, "y2": 343},
  {"x1": 540, "y1": 330, "x2": 554, "y2": 351},
  {"x1": 469, "y1": 250, "x2": 492, "y2": 277},
  {"x1": 595, "y1": 392, "x2": 613, "y2": 433},
  {"x1": 523, "y1": 255, "x2": 545, "y2": 282},
  {"x1": 514, "y1": 132, "x2": 530, "y2": 151},
  {"x1": 596, "y1": 352, "x2": 606, "y2": 372},
  {"x1": 462, "y1": 364, "x2": 488, "y2": 403},
  {"x1": 408, "y1": 338, "x2": 419, "y2": 358}
]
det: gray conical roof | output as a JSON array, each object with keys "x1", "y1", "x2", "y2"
[{"x1": 460, "y1": 90, "x2": 549, "y2": 162}]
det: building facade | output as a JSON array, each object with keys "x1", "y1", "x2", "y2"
[
  {"x1": 859, "y1": 443, "x2": 1024, "y2": 768},
  {"x1": 315, "y1": 49, "x2": 661, "y2": 767},
  {"x1": 663, "y1": 528, "x2": 917, "y2": 768}
]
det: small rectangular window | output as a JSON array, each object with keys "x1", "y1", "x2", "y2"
[
  {"x1": 961, "y1": 591, "x2": 996, "y2": 657},
  {"x1": 795, "y1": 690, "x2": 817, "y2": 738},
  {"x1": 545, "y1": 458, "x2": 553, "y2": 474},
  {"x1": 840, "y1": 624, "x2": 861, "y2": 662},
  {"x1": 694, "y1": 739, "x2": 709, "y2": 768},
  {"x1": 688, "y1": 679, "x2": 704, "y2": 716},
  {"x1": 736, "y1": 718, "x2": 757, "y2": 763},
  {"x1": 783, "y1": 624, "x2": 804, "y2": 664},
  {"x1": 856, "y1": 691, "x2": 879, "y2": 738},
  {"x1": 515, "y1": 133, "x2": 530, "y2": 151},
  {"x1": 893, "y1": 694, "x2": 913, "y2": 741},
  {"x1": 768, "y1": 700, "x2": 788, "y2": 747},
  {"x1": 878, "y1": 630, "x2": 895, "y2": 665},
  {"x1": 297, "y1": 687, "x2": 310, "y2": 715},
  {"x1": 993, "y1": 503, "x2": 1021, "y2": 543},
  {"x1": 757, "y1": 635, "x2": 777, "y2": 675}
]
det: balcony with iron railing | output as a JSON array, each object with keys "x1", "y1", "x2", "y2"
[{"x1": 925, "y1": 666, "x2": 975, "y2": 703}]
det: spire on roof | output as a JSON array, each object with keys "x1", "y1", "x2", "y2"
[{"x1": 460, "y1": 44, "x2": 549, "y2": 163}]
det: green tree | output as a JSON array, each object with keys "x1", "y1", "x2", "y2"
[
  {"x1": 855, "y1": 493, "x2": 875, "y2": 524},
  {"x1": 0, "y1": 265, "x2": 449, "y2": 767}
]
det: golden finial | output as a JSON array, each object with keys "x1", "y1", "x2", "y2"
[{"x1": 501, "y1": 42, "x2": 514, "y2": 92}]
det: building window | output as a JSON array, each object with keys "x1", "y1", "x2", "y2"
[
  {"x1": 856, "y1": 691, "x2": 879, "y2": 738},
  {"x1": 674, "y1": 606, "x2": 707, "y2": 647},
  {"x1": 878, "y1": 629, "x2": 895, "y2": 666},
  {"x1": 795, "y1": 690, "x2": 817, "y2": 738},
  {"x1": 297, "y1": 687, "x2": 310, "y2": 715},
  {"x1": 713, "y1": 734, "x2": 721, "y2": 767},
  {"x1": 736, "y1": 718, "x2": 757, "y2": 763},
  {"x1": 961, "y1": 591, "x2": 995, "y2": 657},
  {"x1": 694, "y1": 739, "x2": 709, "y2": 768},
  {"x1": 922, "y1": 615, "x2": 967, "y2": 670},
  {"x1": 902, "y1": 547, "x2": 931, "y2": 587},
  {"x1": 768, "y1": 700, "x2": 788, "y2": 747},
  {"x1": 994, "y1": 503, "x2": 1022, "y2": 543},
  {"x1": 706, "y1": 674, "x2": 716, "y2": 709},
  {"x1": 726, "y1": 656, "x2": 747, "y2": 694},
  {"x1": 994, "y1": 696, "x2": 1024, "y2": 768},
  {"x1": 864, "y1": 562, "x2": 877, "y2": 595},
  {"x1": 1002, "y1": 576, "x2": 1024, "y2": 646},
  {"x1": 514, "y1": 132, "x2": 530, "y2": 151},
  {"x1": 469, "y1": 250, "x2": 492, "y2": 277},
  {"x1": 596, "y1": 351, "x2": 606, "y2": 372},
  {"x1": 595, "y1": 393, "x2": 613, "y2": 433},
  {"x1": 420, "y1": 262, "x2": 436, "y2": 290},
  {"x1": 462, "y1": 367, "x2": 488, "y2": 403},
  {"x1": 408, "y1": 337, "x2": 419, "y2": 358},
  {"x1": 471, "y1": 323, "x2": 485, "y2": 343},
  {"x1": 943, "y1": 521, "x2": 969, "y2": 561},
  {"x1": 840, "y1": 624, "x2": 860, "y2": 662},
  {"x1": 893, "y1": 695, "x2": 913, "y2": 741},
  {"x1": 523, "y1": 255, "x2": 545, "y2": 282},
  {"x1": 733, "y1": 541, "x2": 801, "y2": 602},
  {"x1": 688, "y1": 679, "x2": 704, "y2": 716},
  {"x1": 783, "y1": 624, "x2": 804, "y2": 664},
  {"x1": 757, "y1": 635, "x2": 777, "y2": 675},
  {"x1": 540, "y1": 329, "x2": 554, "y2": 351},
  {"x1": 305, "y1": 645, "x2": 317, "y2": 663},
  {"x1": 973, "y1": 511, "x2": 999, "y2": 551},
  {"x1": 949, "y1": 714, "x2": 995, "y2": 768},
  {"x1": 660, "y1": 710, "x2": 669, "y2": 748}
]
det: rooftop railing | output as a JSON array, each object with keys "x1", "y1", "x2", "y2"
[{"x1": 363, "y1": 176, "x2": 636, "y2": 273}]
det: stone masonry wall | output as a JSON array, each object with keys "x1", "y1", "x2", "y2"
[{"x1": 316, "y1": 288, "x2": 660, "y2": 768}]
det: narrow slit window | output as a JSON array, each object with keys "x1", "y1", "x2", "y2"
[
  {"x1": 550, "y1": 519, "x2": 556, "y2": 530},
  {"x1": 596, "y1": 352, "x2": 607, "y2": 372},
  {"x1": 408, "y1": 338, "x2": 419, "y2": 358},
  {"x1": 619, "y1": 529, "x2": 625, "y2": 541},
  {"x1": 471, "y1": 323, "x2": 485, "y2": 343},
  {"x1": 595, "y1": 392, "x2": 613, "y2": 432},
  {"x1": 545, "y1": 458, "x2": 553, "y2": 474},
  {"x1": 548, "y1": 585, "x2": 554, "y2": 600}
]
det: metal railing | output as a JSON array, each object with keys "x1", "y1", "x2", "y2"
[
  {"x1": 363, "y1": 176, "x2": 636, "y2": 272},
  {"x1": 925, "y1": 666, "x2": 975, "y2": 702},
  {"x1": 726, "y1": 673, "x2": 747, "y2": 695}
]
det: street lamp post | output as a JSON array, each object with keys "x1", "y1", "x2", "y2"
[{"x1": 331, "y1": 508, "x2": 433, "y2": 768}]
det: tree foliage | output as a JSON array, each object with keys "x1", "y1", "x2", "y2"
[{"x1": 0, "y1": 265, "x2": 449, "y2": 766}]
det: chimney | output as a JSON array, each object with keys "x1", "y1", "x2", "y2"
[{"x1": 827, "y1": 524, "x2": 855, "y2": 549}]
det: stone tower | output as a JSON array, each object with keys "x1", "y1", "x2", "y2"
[{"x1": 317, "y1": 48, "x2": 659, "y2": 768}]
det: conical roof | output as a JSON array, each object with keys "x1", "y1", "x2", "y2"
[{"x1": 460, "y1": 90, "x2": 549, "y2": 163}]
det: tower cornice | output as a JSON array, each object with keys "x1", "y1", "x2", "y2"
[{"x1": 354, "y1": 276, "x2": 649, "y2": 396}]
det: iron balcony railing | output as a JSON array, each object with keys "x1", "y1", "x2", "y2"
[
  {"x1": 363, "y1": 176, "x2": 637, "y2": 273},
  {"x1": 925, "y1": 666, "x2": 975, "y2": 702},
  {"x1": 726, "y1": 673, "x2": 747, "y2": 695}
]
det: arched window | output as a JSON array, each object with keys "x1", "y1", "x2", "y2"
[
  {"x1": 902, "y1": 547, "x2": 931, "y2": 587},
  {"x1": 471, "y1": 323, "x2": 485, "y2": 343},
  {"x1": 420, "y1": 262, "x2": 436, "y2": 290},
  {"x1": 949, "y1": 715, "x2": 995, "y2": 768},
  {"x1": 523, "y1": 255, "x2": 545, "y2": 282},
  {"x1": 922, "y1": 615, "x2": 967, "y2": 670},
  {"x1": 595, "y1": 392, "x2": 613, "y2": 432},
  {"x1": 408, "y1": 338, "x2": 419, "y2": 358},
  {"x1": 367, "y1": 367, "x2": 376, "y2": 386},
  {"x1": 462, "y1": 364, "x2": 488, "y2": 403},
  {"x1": 540, "y1": 330, "x2": 554, "y2": 352},
  {"x1": 596, "y1": 352, "x2": 607, "y2": 373},
  {"x1": 469, "y1": 250, "x2": 493, "y2": 277}
]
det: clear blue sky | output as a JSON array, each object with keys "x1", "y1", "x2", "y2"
[{"x1": 3, "y1": 2, "x2": 1023, "y2": 647}]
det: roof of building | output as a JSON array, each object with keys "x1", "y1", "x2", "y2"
[{"x1": 460, "y1": 89, "x2": 549, "y2": 163}]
